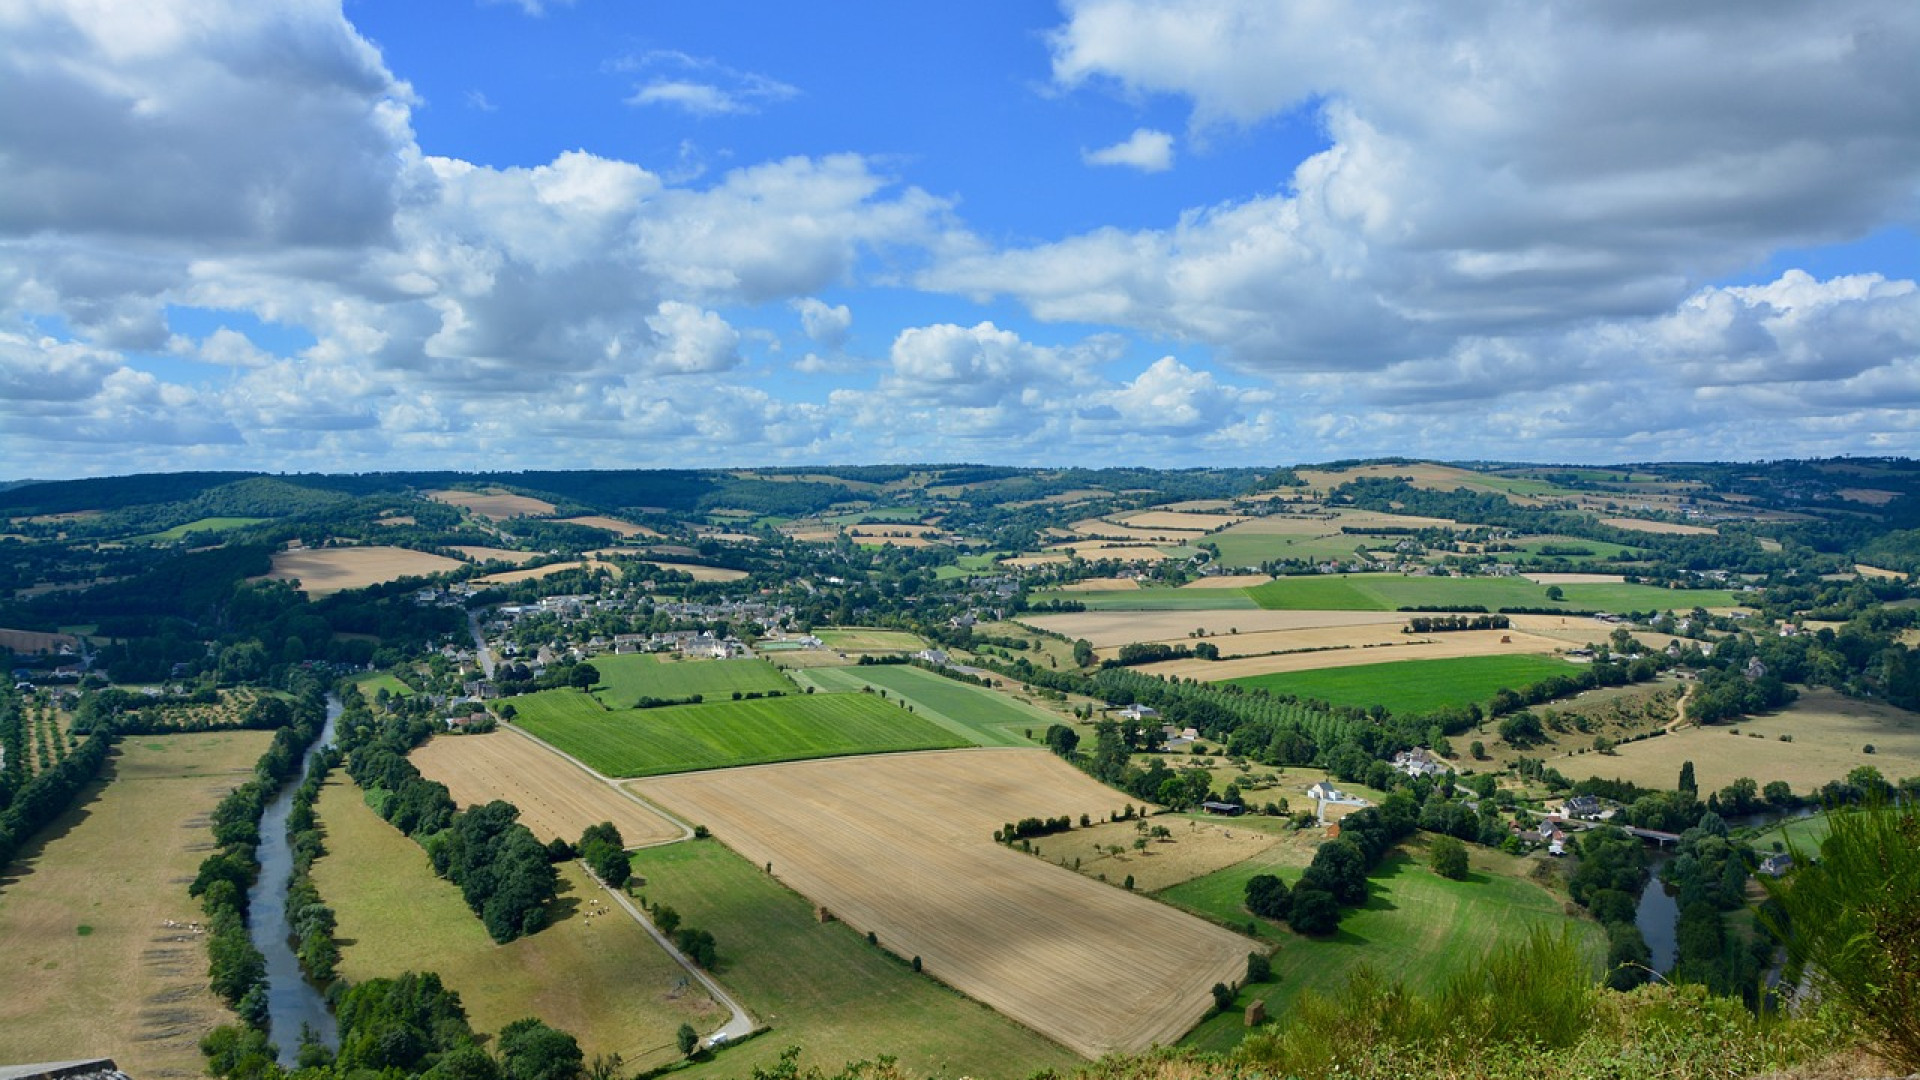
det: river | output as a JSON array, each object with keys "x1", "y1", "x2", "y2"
[
  {"x1": 245, "y1": 694, "x2": 341, "y2": 1062},
  {"x1": 1631, "y1": 804, "x2": 1816, "y2": 977}
]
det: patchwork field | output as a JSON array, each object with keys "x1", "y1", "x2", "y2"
[
  {"x1": 1033, "y1": 588, "x2": 1259, "y2": 611},
  {"x1": 1553, "y1": 688, "x2": 1920, "y2": 794},
  {"x1": 1020, "y1": 608, "x2": 1409, "y2": 649},
  {"x1": 815, "y1": 627, "x2": 926, "y2": 652},
  {"x1": 311, "y1": 780, "x2": 711, "y2": 1070},
  {"x1": 1247, "y1": 573, "x2": 1741, "y2": 612},
  {"x1": 1600, "y1": 517, "x2": 1719, "y2": 536},
  {"x1": 0, "y1": 731, "x2": 270, "y2": 1079},
  {"x1": 0, "y1": 627, "x2": 79, "y2": 653},
  {"x1": 634, "y1": 751, "x2": 1254, "y2": 1058},
  {"x1": 640, "y1": 561, "x2": 749, "y2": 582},
  {"x1": 1183, "y1": 574, "x2": 1274, "y2": 589},
  {"x1": 512, "y1": 690, "x2": 966, "y2": 777},
  {"x1": 556, "y1": 514, "x2": 659, "y2": 537},
  {"x1": 266, "y1": 545, "x2": 466, "y2": 595},
  {"x1": 629, "y1": 838, "x2": 1078, "y2": 1080},
  {"x1": 449, "y1": 545, "x2": 541, "y2": 565},
  {"x1": 794, "y1": 664, "x2": 1058, "y2": 747},
  {"x1": 1225, "y1": 654, "x2": 1583, "y2": 715},
  {"x1": 1120, "y1": 511, "x2": 1246, "y2": 531},
  {"x1": 1142, "y1": 629, "x2": 1570, "y2": 682},
  {"x1": 426, "y1": 489, "x2": 557, "y2": 519},
  {"x1": 409, "y1": 731, "x2": 682, "y2": 846},
  {"x1": 476, "y1": 558, "x2": 615, "y2": 585},
  {"x1": 588, "y1": 653, "x2": 793, "y2": 706},
  {"x1": 1039, "y1": 813, "x2": 1290, "y2": 893},
  {"x1": 137, "y1": 516, "x2": 268, "y2": 541}
]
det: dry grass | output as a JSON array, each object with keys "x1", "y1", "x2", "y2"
[
  {"x1": 1553, "y1": 687, "x2": 1920, "y2": 794},
  {"x1": 1058, "y1": 577, "x2": 1141, "y2": 592},
  {"x1": 312, "y1": 780, "x2": 713, "y2": 1069},
  {"x1": 1020, "y1": 608, "x2": 1408, "y2": 648},
  {"x1": 1002, "y1": 554, "x2": 1072, "y2": 568},
  {"x1": 641, "y1": 561, "x2": 748, "y2": 582},
  {"x1": 1599, "y1": 517, "x2": 1719, "y2": 536},
  {"x1": 475, "y1": 559, "x2": 616, "y2": 585},
  {"x1": 410, "y1": 732, "x2": 682, "y2": 846},
  {"x1": 265, "y1": 546, "x2": 466, "y2": 596},
  {"x1": 1834, "y1": 488, "x2": 1901, "y2": 506},
  {"x1": 634, "y1": 750, "x2": 1253, "y2": 1058},
  {"x1": 373, "y1": 515, "x2": 417, "y2": 526},
  {"x1": 425, "y1": 489, "x2": 557, "y2": 519},
  {"x1": 0, "y1": 627, "x2": 79, "y2": 653},
  {"x1": 1045, "y1": 541, "x2": 1175, "y2": 561},
  {"x1": 1856, "y1": 564, "x2": 1905, "y2": 580},
  {"x1": 0, "y1": 731, "x2": 272, "y2": 1079},
  {"x1": 1070, "y1": 518, "x2": 1208, "y2": 542},
  {"x1": 1035, "y1": 815, "x2": 1286, "y2": 893},
  {"x1": 1182, "y1": 575, "x2": 1273, "y2": 590},
  {"x1": 449, "y1": 545, "x2": 542, "y2": 565},
  {"x1": 1120, "y1": 511, "x2": 1247, "y2": 531},
  {"x1": 1520, "y1": 572, "x2": 1628, "y2": 585},
  {"x1": 556, "y1": 515, "x2": 660, "y2": 538},
  {"x1": 1141, "y1": 629, "x2": 1569, "y2": 681}
]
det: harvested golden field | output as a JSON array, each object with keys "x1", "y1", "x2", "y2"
[
  {"x1": 1058, "y1": 576, "x2": 1140, "y2": 592},
  {"x1": 266, "y1": 546, "x2": 466, "y2": 596},
  {"x1": 557, "y1": 515, "x2": 659, "y2": 537},
  {"x1": 1096, "y1": 622, "x2": 1412, "y2": 663},
  {"x1": 1001, "y1": 554, "x2": 1071, "y2": 567},
  {"x1": 0, "y1": 731, "x2": 271, "y2": 1079},
  {"x1": 642, "y1": 561, "x2": 748, "y2": 582},
  {"x1": 1856, "y1": 564, "x2": 1904, "y2": 579},
  {"x1": 1521, "y1": 572, "x2": 1628, "y2": 585},
  {"x1": 1182, "y1": 574, "x2": 1272, "y2": 590},
  {"x1": 1835, "y1": 487, "x2": 1900, "y2": 506},
  {"x1": 1044, "y1": 540, "x2": 1174, "y2": 560},
  {"x1": 1039, "y1": 815, "x2": 1288, "y2": 893},
  {"x1": 426, "y1": 488, "x2": 557, "y2": 519},
  {"x1": 0, "y1": 627, "x2": 79, "y2": 653},
  {"x1": 410, "y1": 732, "x2": 682, "y2": 847},
  {"x1": 450, "y1": 545, "x2": 541, "y2": 565},
  {"x1": 634, "y1": 750, "x2": 1252, "y2": 1058},
  {"x1": 1600, "y1": 517, "x2": 1718, "y2": 536},
  {"x1": 1214, "y1": 514, "x2": 1343, "y2": 537},
  {"x1": 313, "y1": 781, "x2": 712, "y2": 1070},
  {"x1": 476, "y1": 559, "x2": 616, "y2": 585},
  {"x1": 1021, "y1": 608, "x2": 1407, "y2": 648},
  {"x1": 1553, "y1": 688, "x2": 1920, "y2": 795},
  {"x1": 1119, "y1": 511, "x2": 1246, "y2": 531},
  {"x1": 1069, "y1": 518, "x2": 1207, "y2": 542},
  {"x1": 1141, "y1": 629, "x2": 1568, "y2": 681}
]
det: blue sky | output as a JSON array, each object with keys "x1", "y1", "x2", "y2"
[{"x1": 3, "y1": 0, "x2": 1918, "y2": 478}]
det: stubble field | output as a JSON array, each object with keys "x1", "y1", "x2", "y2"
[
  {"x1": 266, "y1": 546, "x2": 467, "y2": 595},
  {"x1": 409, "y1": 731, "x2": 683, "y2": 845},
  {"x1": 634, "y1": 749, "x2": 1254, "y2": 1059},
  {"x1": 425, "y1": 489, "x2": 557, "y2": 519},
  {"x1": 0, "y1": 731, "x2": 270, "y2": 1078}
]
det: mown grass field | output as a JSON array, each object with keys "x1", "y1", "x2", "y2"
[
  {"x1": 0, "y1": 731, "x2": 270, "y2": 1078},
  {"x1": 1167, "y1": 841, "x2": 1604, "y2": 1053},
  {"x1": 815, "y1": 627, "x2": 927, "y2": 652},
  {"x1": 795, "y1": 664, "x2": 1054, "y2": 747},
  {"x1": 512, "y1": 689, "x2": 966, "y2": 777},
  {"x1": 352, "y1": 671, "x2": 414, "y2": 699},
  {"x1": 1225, "y1": 654, "x2": 1582, "y2": 715},
  {"x1": 310, "y1": 779, "x2": 711, "y2": 1070},
  {"x1": 1033, "y1": 588, "x2": 1259, "y2": 611},
  {"x1": 1247, "y1": 573, "x2": 1741, "y2": 612},
  {"x1": 628, "y1": 838, "x2": 1079, "y2": 1080},
  {"x1": 136, "y1": 515, "x2": 269, "y2": 541},
  {"x1": 588, "y1": 653, "x2": 792, "y2": 706}
]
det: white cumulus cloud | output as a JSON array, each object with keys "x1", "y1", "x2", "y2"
[{"x1": 1083, "y1": 128, "x2": 1174, "y2": 172}]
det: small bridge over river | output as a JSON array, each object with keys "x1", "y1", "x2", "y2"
[{"x1": 1619, "y1": 825, "x2": 1682, "y2": 848}]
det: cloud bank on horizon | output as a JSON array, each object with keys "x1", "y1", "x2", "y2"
[{"x1": 1, "y1": 0, "x2": 1917, "y2": 478}]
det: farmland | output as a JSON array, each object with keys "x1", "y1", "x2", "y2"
[
  {"x1": 634, "y1": 750, "x2": 1255, "y2": 1058},
  {"x1": 1553, "y1": 687, "x2": 1920, "y2": 795},
  {"x1": 311, "y1": 780, "x2": 711, "y2": 1070},
  {"x1": 136, "y1": 516, "x2": 268, "y2": 541},
  {"x1": 555, "y1": 514, "x2": 658, "y2": 537},
  {"x1": 425, "y1": 488, "x2": 557, "y2": 519},
  {"x1": 409, "y1": 731, "x2": 683, "y2": 846},
  {"x1": 511, "y1": 690, "x2": 966, "y2": 777},
  {"x1": 0, "y1": 731, "x2": 270, "y2": 1078},
  {"x1": 814, "y1": 627, "x2": 926, "y2": 652},
  {"x1": 1167, "y1": 840, "x2": 1604, "y2": 1052},
  {"x1": 628, "y1": 838, "x2": 1078, "y2": 1080},
  {"x1": 265, "y1": 545, "x2": 466, "y2": 595},
  {"x1": 639, "y1": 561, "x2": 749, "y2": 582},
  {"x1": 587, "y1": 653, "x2": 793, "y2": 706},
  {"x1": 1019, "y1": 608, "x2": 1408, "y2": 648},
  {"x1": 1247, "y1": 573, "x2": 1741, "y2": 612},
  {"x1": 1032, "y1": 588, "x2": 1260, "y2": 611},
  {"x1": 1225, "y1": 654, "x2": 1582, "y2": 715},
  {"x1": 793, "y1": 663, "x2": 1058, "y2": 747},
  {"x1": 449, "y1": 545, "x2": 541, "y2": 565},
  {"x1": 1142, "y1": 628, "x2": 1570, "y2": 682}
]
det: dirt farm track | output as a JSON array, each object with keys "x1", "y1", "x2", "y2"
[{"x1": 634, "y1": 749, "x2": 1252, "y2": 1058}]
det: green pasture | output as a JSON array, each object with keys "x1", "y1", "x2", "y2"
[
  {"x1": 511, "y1": 689, "x2": 965, "y2": 777},
  {"x1": 1508, "y1": 535, "x2": 1642, "y2": 560},
  {"x1": 136, "y1": 516, "x2": 269, "y2": 542},
  {"x1": 588, "y1": 653, "x2": 791, "y2": 706},
  {"x1": 1032, "y1": 588, "x2": 1258, "y2": 611},
  {"x1": 1246, "y1": 573, "x2": 1741, "y2": 612},
  {"x1": 815, "y1": 627, "x2": 928, "y2": 652},
  {"x1": 627, "y1": 839, "x2": 1077, "y2": 1080},
  {"x1": 1168, "y1": 845, "x2": 1602, "y2": 1053},
  {"x1": 1208, "y1": 529, "x2": 1371, "y2": 568},
  {"x1": 794, "y1": 664, "x2": 1054, "y2": 747},
  {"x1": 352, "y1": 671, "x2": 415, "y2": 699},
  {"x1": 1224, "y1": 654, "x2": 1582, "y2": 716}
]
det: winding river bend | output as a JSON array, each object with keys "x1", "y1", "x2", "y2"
[{"x1": 246, "y1": 694, "x2": 341, "y2": 1062}]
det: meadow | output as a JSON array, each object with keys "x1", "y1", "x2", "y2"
[
  {"x1": 1225, "y1": 654, "x2": 1582, "y2": 715},
  {"x1": 0, "y1": 731, "x2": 270, "y2": 1077},
  {"x1": 1033, "y1": 588, "x2": 1260, "y2": 611},
  {"x1": 311, "y1": 780, "x2": 711, "y2": 1070},
  {"x1": 814, "y1": 627, "x2": 927, "y2": 652},
  {"x1": 1247, "y1": 573, "x2": 1740, "y2": 612},
  {"x1": 635, "y1": 751, "x2": 1253, "y2": 1059},
  {"x1": 795, "y1": 664, "x2": 1056, "y2": 747},
  {"x1": 628, "y1": 837, "x2": 1079, "y2": 1080},
  {"x1": 588, "y1": 653, "x2": 792, "y2": 706},
  {"x1": 135, "y1": 515, "x2": 268, "y2": 541},
  {"x1": 511, "y1": 689, "x2": 966, "y2": 777},
  {"x1": 1167, "y1": 840, "x2": 1604, "y2": 1052}
]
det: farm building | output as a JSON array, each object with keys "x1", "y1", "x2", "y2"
[
  {"x1": 1391, "y1": 747, "x2": 1451, "y2": 778},
  {"x1": 1200, "y1": 800, "x2": 1244, "y2": 816}
]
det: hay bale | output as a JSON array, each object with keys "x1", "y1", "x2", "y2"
[{"x1": 1245, "y1": 999, "x2": 1267, "y2": 1026}]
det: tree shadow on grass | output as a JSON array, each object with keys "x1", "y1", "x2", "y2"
[{"x1": 0, "y1": 754, "x2": 118, "y2": 892}]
